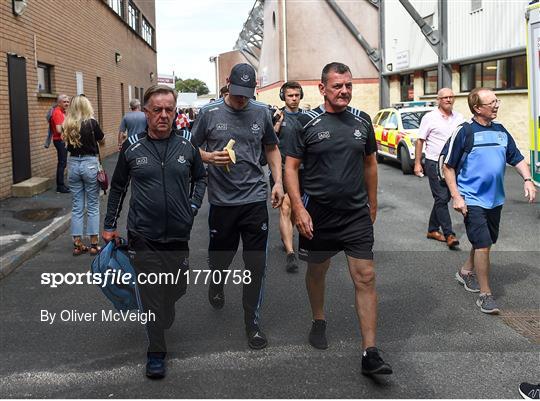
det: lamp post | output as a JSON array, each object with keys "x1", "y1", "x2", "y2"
[{"x1": 209, "y1": 56, "x2": 219, "y2": 97}]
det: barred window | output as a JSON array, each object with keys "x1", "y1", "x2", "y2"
[
  {"x1": 108, "y1": 0, "x2": 124, "y2": 18},
  {"x1": 142, "y1": 18, "x2": 153, "y2": 46},
  {"x1": 460, "y1": 55, "x2": 526, "y2": 92},
  {"x1": 128, "y1": 2, "x2": 139, "y2": 32}
]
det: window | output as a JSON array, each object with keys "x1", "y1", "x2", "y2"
[
  {"x1": 385, "y1": 113, "x2": 398, "y2": 129},
  {"x1": 460, "y1": 55, "x2": 526, "y2": 92},
  {"x1": 401, "y1": 111, "x2": 431, "y2": 130},
  {"x1": 37, "y1": 63, "x2": 52, "y2": 93},
  {"x1": 471, "y1": 0, "x2": 482, "y2": 12},
  {"x1": 108, "y1": 0, "x2": 124, "y2": 18},
  {"x1": 128, "y1": 2, "x2": 139, "y2": 32},
  {"x1": 142, "y1": 18, "x2": 153, "y2": 46},
  {"x1": 376, "y1": 111, "x2": 390, "y2": 127},
  {"x1": 510, "y1": 55, "x2": 526, "y2": 89},
  {"x1": 400, "y1": 74, "x2": 414, "y2": 101},
  {"x1": 134, "y1": 87, "x2": 139, "y2": 100},
  {"x1": 423, "y1": 69, "x2": 438, "y2": 95}
]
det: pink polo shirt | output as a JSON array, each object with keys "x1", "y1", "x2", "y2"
[{"x1": 418, "y1": 108, "x2": 464, "y2": 161}]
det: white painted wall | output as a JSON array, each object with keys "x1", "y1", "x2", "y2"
[{"x1": 383, "y1": 0, "x2": 528, "y2": 72}]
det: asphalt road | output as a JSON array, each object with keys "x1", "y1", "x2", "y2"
[{"x1": 1, "y1": 159, "x2": 538, "y2": 398}]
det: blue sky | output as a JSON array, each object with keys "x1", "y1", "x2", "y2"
[{"x1": 156, "y1": 0, "x2": 255, "y2": 94}]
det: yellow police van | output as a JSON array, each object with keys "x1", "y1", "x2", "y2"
[{"x1": 373, "y1": 101, "x2": 435, "y2": 174}]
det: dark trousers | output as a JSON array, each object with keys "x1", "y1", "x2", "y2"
[
  {"x1": 128, "y1": 231, "x2": 189, "y2": 356},
  {"x1": 53, "y1": 140, "x2": 67, "y2": 187},
  {"x1": 208, "y1": 201, "x2": 268, "y2": 330},
  {"x1": 425, "y1": 159, "x2": 454, "y2": 236}
]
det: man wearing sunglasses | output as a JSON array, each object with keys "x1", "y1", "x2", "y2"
[{"x1": 443, "y1": 88, "x2": 536, "y2": 314}]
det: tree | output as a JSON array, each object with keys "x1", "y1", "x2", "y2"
[{"x1": 175, "y1": 78, "x2": 209, "y2": 96}]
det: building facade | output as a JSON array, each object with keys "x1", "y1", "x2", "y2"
[
  {"x1": 220, "y1": 0, "x2": 381, "y2": 115},
  {"x1": 383, "y1": 0, "x2": 529, "y2": 153},
  {"x1": 0, "y1": 0, "x2": 157, "y2": 199}
]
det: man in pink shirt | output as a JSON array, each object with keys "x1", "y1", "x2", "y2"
[{"x1": 414, "y1": 88, "x2": 464, "y2": 249}]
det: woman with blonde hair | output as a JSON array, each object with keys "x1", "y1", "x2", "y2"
[{"x1": 62, "y1": 95, "x2": 105, "y2": 255}]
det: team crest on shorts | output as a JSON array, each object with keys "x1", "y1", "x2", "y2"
[{"x1": 261, "y1": 222, "x2": 268, "y2": 231}]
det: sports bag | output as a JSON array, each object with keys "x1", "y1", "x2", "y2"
[
  {"x1": 437, "y1": 122, "x2": 474, "y2": 185},
  {"x1": 90, "y1": 239, "x2": 140, "y2": 311}
]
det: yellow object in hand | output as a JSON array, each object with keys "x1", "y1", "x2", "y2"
[{"x1": 223, "y1": 139, "x2": 236, "y2": 172}]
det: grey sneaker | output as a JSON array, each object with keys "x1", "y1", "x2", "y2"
[
  {"x1": 455, "y1": 271, "x2": 480, "y2": 292},
  {"x1": 476, "y1": 294, "x2": 500, "y2": 314}
]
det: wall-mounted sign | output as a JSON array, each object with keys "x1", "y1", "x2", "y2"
[{"x1": 395, "y1": 50, "x2": 410, "y2": 70}]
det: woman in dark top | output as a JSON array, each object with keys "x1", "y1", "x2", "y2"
[{"x1": 62, "y1": 95, "x2": 105, "y2": 255}]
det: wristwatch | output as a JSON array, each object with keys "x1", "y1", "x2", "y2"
[{"x1": 524, "y1": 178, "x2": 532, "y2": 182}]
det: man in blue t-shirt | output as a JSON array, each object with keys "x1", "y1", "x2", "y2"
[
  {"x1": 118, "y1": 98, "x2": 147, "y2": 150},
  {"x1": 443, "y1": 88, "x2": 536, "y2": 314}
]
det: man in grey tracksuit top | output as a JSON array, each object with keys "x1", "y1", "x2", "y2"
[{"x1": 191, "y1": 63, "x2": 284, "y2": 350}]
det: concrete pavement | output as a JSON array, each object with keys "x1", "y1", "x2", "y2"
[{"x1": 0, "y1": 158, "x2": 538, "y2": 398}]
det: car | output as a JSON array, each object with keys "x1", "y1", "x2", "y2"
[{"x1": 372, "y1": 101, "x2": 436, "y2": 174}]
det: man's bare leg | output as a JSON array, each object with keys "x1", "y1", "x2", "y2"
[
  {"x1": 346, "y1": 256, "x2": 377, "y2": 349},
  {"x1": 280, "y1": 195, "x2": 298, "y2": 272}
]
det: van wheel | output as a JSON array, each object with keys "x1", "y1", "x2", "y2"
[
  {"x1": 376, "y1": 152, "x2": 384, "y2": 163},
  {"x1": 400, "y1": 146, "x2": 413, "y2": 175}
]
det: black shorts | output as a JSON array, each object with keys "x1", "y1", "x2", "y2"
[
  {"x1": 298, "y1": 196, "x2": 374, "y2": 263},
  {"x1": 464, "y1": 205, "x2": 502, "y2": 249}
]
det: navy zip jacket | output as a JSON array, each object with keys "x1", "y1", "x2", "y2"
[{"x1": 104, "y1": 129, "x2": 207, "y2": 242}]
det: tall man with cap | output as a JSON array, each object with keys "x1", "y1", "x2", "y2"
[{"x1": 191, "y1": 63, "x2": 284, "y2": 350}]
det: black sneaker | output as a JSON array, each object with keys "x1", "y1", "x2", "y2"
[
  {"x1": 519, "y1": 383, "x2": 540, "y2": 399},
  {"x1": 56, "y1": 185, "x2": 70, "y2": 193},
  {"x1": 361, "y1": 347, "x2": 393, "y2": 375},
  {"x1": 308, "y1": 319, "x2": 328, "y2": 349},
  {"x1": 286, "y1": 252, "x2": 298, "y2": 273},
  {"x1": 208, "y1": 285, "x2": 224, "y2": 309},
  {"x1": 246, "y1": 327, "x2": 267, "y2": 350},
  {"x1": 146, "y1": 356, "x2": 166, "y2": 379}
]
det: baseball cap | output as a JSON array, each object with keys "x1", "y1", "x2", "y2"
[{"x1": 228, "y1": 63, "x2": 256, "y2": 98}]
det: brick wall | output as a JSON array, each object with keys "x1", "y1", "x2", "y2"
[{"x1": 0, "y1": 0, "x2": 157, "y2": 199}]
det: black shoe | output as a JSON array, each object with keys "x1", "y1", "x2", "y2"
[
  {"x1": 285, "y1": 252, "x2": 298, "y2": 273},
  {"x1": 519, "y1": 383, "x2": 540, "y2": 399},
  {"x1": 308, "y1": 319, "x2": 328, "y2": 349},
  {"x1": 361, "y1": 347, "x2": 393, "y2": 375},
  {"x1": 56, "y1": 185, "x2": 70, "y2": 193},
  {"x1": 246, "y1": 327, "x2": 268, "y2": 350},
  {"x1": 208, "y1": 285, "x2": 224, "y2": 309},
  {"x1": 146, "y1": 356, "x2": 166, "y2": 379}
]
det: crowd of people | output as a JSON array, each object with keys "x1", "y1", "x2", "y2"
[{"x1": 46, "y1": 61, "x2": 536, "y2": 384}]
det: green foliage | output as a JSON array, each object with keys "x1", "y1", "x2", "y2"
[{"x1": 175, "y1": 78, "x2": 210, "y2": 96}]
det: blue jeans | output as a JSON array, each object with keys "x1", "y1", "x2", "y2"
[
  {"x1": 68, "y1": 156, "x2": 100, "y2": 237},
  {"x1": 53, "y1": 140, "x2": 67, "y2": 187}
]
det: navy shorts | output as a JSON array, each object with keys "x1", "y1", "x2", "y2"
[
  {"x1": 298, "y1": 196, "x2": 374, "y2": 264},
  {"x1": 464, "y1": 205, "x2": 503, "y2": 249}
]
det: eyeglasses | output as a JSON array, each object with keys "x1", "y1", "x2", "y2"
[
  {"x1": 480, "y1": 99, "x2": 501, "y2": 108},
  {"x1": 437, "y1": 96, "x2": 454, "y2": 101}
]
